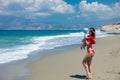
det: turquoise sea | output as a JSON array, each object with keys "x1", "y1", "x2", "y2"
[{"x1": 0, "y1": 30, "x2": 112, "y2": 64}]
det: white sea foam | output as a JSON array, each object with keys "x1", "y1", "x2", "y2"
[
  {"x1": 96, "y1": 30, "x2": 113, "y2": 38},
  {"x1": 0, "y1": 30, "x2": 112, "y2": 64}
]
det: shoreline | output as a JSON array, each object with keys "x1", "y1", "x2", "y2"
[
  {"x1": 28, "y1": 35, "x2": 120, "y2": 80},
  {"x1": 0, "y1": 35, "x2": 120, "y2": 80},
  {"x1": 0, "y1": 42, "x2": 80, "y2": 80}
]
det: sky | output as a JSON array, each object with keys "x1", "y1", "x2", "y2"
[{"x1": 0, "y1": 0, "x2": 120, "y2": 30}]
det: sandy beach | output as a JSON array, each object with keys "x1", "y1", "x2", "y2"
[{"x1": 28, "y1": 35, "x2": 120, "y2": 80}]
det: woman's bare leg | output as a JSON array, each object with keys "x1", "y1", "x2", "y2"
[
  {"x1": 87, "y1": 55, "x2": 93, "y2": 73},
  {"x1": 82, "y1": 54, "x2": 91, "y2": 77},
  {"x1": 87, "y1": 55, "x2": 93, "y2": 78}
]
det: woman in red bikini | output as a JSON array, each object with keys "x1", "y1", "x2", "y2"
[{"x1": 81, "y1": 27, "x2": 96, "y2": 79}]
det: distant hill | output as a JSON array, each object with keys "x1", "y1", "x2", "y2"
[{"x1": 101, "y1": 22, "x2": 120, "y2": 33}]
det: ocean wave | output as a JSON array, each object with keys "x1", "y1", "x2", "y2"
[{"x1": 0, "y1": 30, "x2": 113, "y2": 64}]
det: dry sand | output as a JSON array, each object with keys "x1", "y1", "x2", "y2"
[{"x1": 28, "y1": 36, "x2": 120, "y2": 80}]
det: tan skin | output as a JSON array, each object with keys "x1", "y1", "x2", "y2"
[{"x1": 82, "y1": 29, "x2": 95, "y2": 79}]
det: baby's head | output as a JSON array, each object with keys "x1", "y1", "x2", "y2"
[{"x1": 83, "y1": 28, "x2": 89, "y2": 34}]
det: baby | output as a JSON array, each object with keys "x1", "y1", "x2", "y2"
[{"x1": 81, "y1": 28, "x2": 89, "y2": 49}]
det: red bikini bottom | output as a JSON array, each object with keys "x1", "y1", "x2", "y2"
[{"x1": 88, "y1": 49, "x2": 95, "y2": 55}]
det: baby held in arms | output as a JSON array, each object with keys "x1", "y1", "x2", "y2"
[{"x1": 81, "y1": 28, "x2": 89, "y2": 49}]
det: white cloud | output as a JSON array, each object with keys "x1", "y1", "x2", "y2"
[
  {"x1": 0, "y1": 0, "x2": 75, "y2": 16},
  {"x1": 35, "y1": 12, "x2": 51, "y2": 16},
  {"x1": 50, "y1": 1, "x2": 74, "y2": 13},
  {"x1": 79, "y1": 0, "x2": 112, "y2": 12},
  {"x1": 79, "y1": 0, "x2": 120, "y2": 19},
  {"x1": 26, "y1": 0, "x2": 75, "y2": 13}
]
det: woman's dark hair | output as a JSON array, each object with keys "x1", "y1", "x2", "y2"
[{"x1": 89, "y1": 27, "x2": 96, "y2": 38}]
